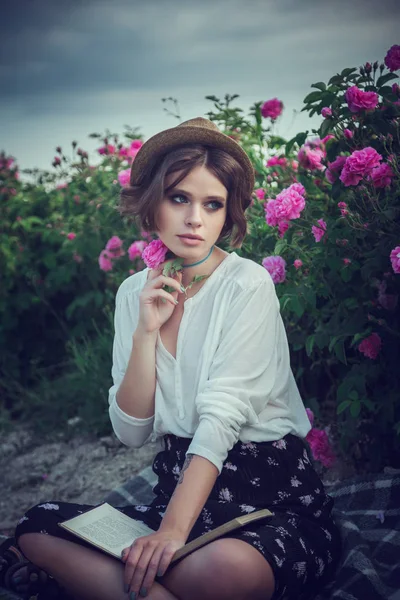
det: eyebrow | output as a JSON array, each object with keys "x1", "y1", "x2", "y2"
[{"x1": 170, "y1": 188, "x2": 226, "y2": 203}]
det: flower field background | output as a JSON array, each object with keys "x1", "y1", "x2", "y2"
[{"x1": 1, "y1": 46, "x2": 399, "y2": 472}]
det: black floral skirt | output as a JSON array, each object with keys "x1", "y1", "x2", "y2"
[{"x1": 15, "y1": 433, "x2": 341, "y2": 600}]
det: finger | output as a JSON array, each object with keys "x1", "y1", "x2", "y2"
[
  {"x1": 140, "y1": 546, "x2": 165, "y2": 594},
  {"x1": 156, "y1": 544, "x2": 180, "y2": 579},
  {"x1": 147, "y1": 274, "x2": 184, "y2": 293},
  {"x1": 142, "y1": 288, "x2": 179, "y2": 306},
  {"x1": 123, "y1": 543, "x2": 143, "y2": 593},
  {"x1": 128, "y1": 544, "x2": 157, "y2": 597}
]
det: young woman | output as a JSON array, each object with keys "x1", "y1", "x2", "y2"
[{"x1": 3, "y1": 118, "x2": 341, "y2": 600}]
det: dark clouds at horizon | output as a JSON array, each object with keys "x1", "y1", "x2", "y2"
[{"x1": 1, "y1": 0, "x2": 399, "y2": 172}]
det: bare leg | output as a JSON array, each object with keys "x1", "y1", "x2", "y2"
[{"x1": 18, "y1": 533, "x2": 177, "y2": 600}]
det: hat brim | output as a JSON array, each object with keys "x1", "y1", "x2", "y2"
[{"x1": 129, "y1": 125, "x2": 255, "y2": 194}]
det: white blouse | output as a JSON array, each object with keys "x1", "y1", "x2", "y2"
[{"x1": 108, "y1": 251, "x2": 311, "y2": 474}]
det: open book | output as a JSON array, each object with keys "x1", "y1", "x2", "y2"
[{"x1": 59, "y1": 502, "x2": 274, "y2": 565}]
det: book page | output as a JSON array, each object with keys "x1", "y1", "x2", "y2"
[{"x1": 59, "y1": 503, "x2": 155, "y2": 558}]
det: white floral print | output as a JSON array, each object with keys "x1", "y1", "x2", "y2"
[
  {"x1": 223, "y1": 462, "x2": 238, "y2": 471},
  {"x1": 299, "y1": 537, "x2": 307, "y2": 553},
  {"x1": 275, "y1": 538, "x2": 286, "y2": 553},
  {"x1": 250, "y1": 477, "x2": 260, "y2": 487},
  {"x1": 218, "y1": 487, "x2": 233, "y2": 502},
  {"x1": 134, "y1": 505, "x2": 150, "y2": 513},
  {"x1": 243, "y1": 531, "x2": 260, "y2": 538},
  {"x1": 38, "y1": 503, "x2": 59, "y2": 511},
  {"x1": 239, "y1": 504, "x2": 256, "y2": 513},
  {"x1": 299, "y1": 494, "x2": 314, "y2": 506},
  {"x1": 17, "y1": 515, "x2": 28, "y2": 525},
  {"x1": 253, "y1": 540, "x2": 265, "y2": 554},
  {"x1": 293, "y1": 561, "x2": 307, "y2": 579},
  {"x1": 273, "y1": 554, "x2": 285, "y2": 568},
  {"x1": 267, "y1": 456, "x2": 279, "y2": 467},
  {"x1": 297, "y1": 458, "x2": 306, "y2": 470},
  {"x1": 290, "y1": 476, "x2": 302, "y2": 487},
  {"x1": 239, "y1": 442, "x2": 259, "y2": 457},
  {"x1": 172, "y1": 464, "x2": 181, "y2": 477},
  {"x1": 316, "y1": 557, "x2": 325, "y2": 578},
  {"x1": 322, "y1": 527, "x2": 332, "y2": 541},
  {"x1": 272, "y1": 439, "x2": 287, "y2": 450}
]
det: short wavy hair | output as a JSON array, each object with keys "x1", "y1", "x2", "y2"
[{"x1": 118, "y1": 144, "x2": 252, "y2": 248}]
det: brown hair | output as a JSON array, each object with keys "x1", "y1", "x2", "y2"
[{"x1": 118, "y1": 144, "x2": 252, "y2": 248}]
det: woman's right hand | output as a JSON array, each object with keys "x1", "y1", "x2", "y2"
[{"x1": 137, "y1": 263, "x2": 184, "y2": 334}]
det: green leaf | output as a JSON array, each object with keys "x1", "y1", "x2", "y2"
[
  {"x1": 328, "y1": 75, "x2": 343, "y2": 86},
  {"x1": 333, "y1": 340, "x2": 347, "y2": 365},
  {"x1": 376, "y1": 73, "x2": 398, "y2": 88},
  {"x1": 337, "y1": 400, "x2": 351, "y2": 414},
  {"x1": 290, "y1": 295, "x2": 305, "y2": 318},
  {"x1": 350, "y1": 401, "x2": 361, "y2": 418},
  {"x1": 303, "y1": 91, "x2": 322, "y2": 104},
  {"x1": 311, "y1": 82, "x2": 326, "y2": 91},
  {"x1": 341, "y1": 67, "x2": 357, "y2": 77},
  {"x1": 305, "y1": 335, "x2": 315, "y2": 356}
]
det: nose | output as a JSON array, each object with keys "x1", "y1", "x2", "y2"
[{"x1": 184, "y1": 204, "x2": 203, "y2": 228}]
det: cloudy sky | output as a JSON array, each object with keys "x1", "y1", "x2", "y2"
[{"x1": 1, "y1": 0, "x2": 399, "y2": 175}]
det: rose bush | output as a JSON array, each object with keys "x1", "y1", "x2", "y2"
[{"x1": 1, "y1": 48, "x2": 399, "y2": 471}]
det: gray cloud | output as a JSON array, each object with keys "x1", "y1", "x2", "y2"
[{"x1": 1, "y1": 0, "x2": 399, "y2": 171}]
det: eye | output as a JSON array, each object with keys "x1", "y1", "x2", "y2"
[
  {"x1": 169, "y1": 194, "x2": 188, "y2": 204},
  {"x1": 207, "y1": 200, "x2": 224, "y2": 211}
]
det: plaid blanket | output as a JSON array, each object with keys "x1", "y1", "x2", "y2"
[{"x1": 105, "y1": 467, "x2": 400, "y2": 600}]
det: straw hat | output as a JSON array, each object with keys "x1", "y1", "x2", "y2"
[{"x1": 129, "y1": 117, "x2": 255, "y2": 194}]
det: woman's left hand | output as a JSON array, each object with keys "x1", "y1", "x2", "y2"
[{"x1": 121, "y1": 530, "x2": 186, "y2": 597}]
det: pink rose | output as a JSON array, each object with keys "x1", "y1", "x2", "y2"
[
  {"x1": 128, "y1": 240, "x2": 148, "y2": 261},
  {"x1": 141, "y1": 239, "x2": 169, "y2": 269},
  {"x1": 338, "y1": 201, "x2": 349, "y2": 217},
  {"x1": 298, "y1": 144, "x2": 325, "y2": 171},
  {"x1": 343, "y1": 129, "x2": 354, "y2": 139},
  {"x1": 311, "y1": 219, "x2": 327, "y2": 242},
  {"x1": 325, "y1": 155, "x2": 347, "y2": 184},
  {"x1": 390, "y1": 246, "x2": 400, "y2": 274},
  {"x1": 321, "y1": 107, "x2": 332, "y2": 118},
  {"x1": 261, "y1": 255, "x2": 286, "y2": 284},
  {"x1": 340, "y1": 147, "x2": 382, "y2": 187},
  {"x1": 254, "y1": 188, "x2": 266, "y2": 200},
  {"x1": 358, "y1": 332, "x2": 382, "y2": 359},
  {"x1": 265, "y1": 183, "x2": 306, "y2": 227},
  {"x1": 56, "y1": 183, "x2": 68, "y2": 189},
  {"x1": 306, "y1": 428, "x2": 336, "y2": 468},
  {"x1": 294, "y1": 259, "x2": 303, "y2": 270},
  {"x1": 370, "y1": 163, "x2": 394, "y2": 188},
  {"x1": 98, "y1": 250, "x2": 113, "y2": 272},
  {"x1": 98, "y1": 144, "x2": 116, "y2": 155},
  {"x1": 278, "y1": 221, "x2": 289, "y2": 238},
  {"x1": 384, "y1": 45, "x2": 400, "y2": 72},
  {"x1": 266, "y1": 156, "x2": 288, "y2": 168},
  {"x1": 261, "y1": 98, "x2": 284, "y2": 120},
  {"x1": 105, "y1": 236, "x2": 124, "y2": 258},
  {"x1": 128, "y1": 140, "x2": 143, "y2": 158},
  {"x1": 343, "y1": 258, "x2": 352, "y2": 266},
  {"x1": 345, "y1": 85, "x2": 379, "y2": 113},
  {"x1": 67, "y1": 232, "x2": 76, "y2": 240},
  {"x1": 118, "y1": 168, "x2": 131, "y2": 187}
]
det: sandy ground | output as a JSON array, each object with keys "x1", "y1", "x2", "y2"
[
  {"x1": 1, "y1": 425, "x2": 160, "y2": 537},
  {"x1": 1, "y1": 421, "x2": 360, "y2": 539}
]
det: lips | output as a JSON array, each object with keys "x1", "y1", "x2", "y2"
[{"x1": 178, "y1": 235, "x2": 204, "y2": 240}]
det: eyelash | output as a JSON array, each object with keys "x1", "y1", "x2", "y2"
[{"x1": 169, "y1": 194, "x2": 224, "y2": 211}]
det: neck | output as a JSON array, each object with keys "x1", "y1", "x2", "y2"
[{"x1": 179, "y1": 246, "x2": 219, "y2": 286}]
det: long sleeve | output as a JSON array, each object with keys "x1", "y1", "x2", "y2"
[
  {"x1": 187, "y1": 276, "x2": 282, "y2": 473},
  {"x1": 108, "y1": 279, "x2": 154, "y2": 448}
]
